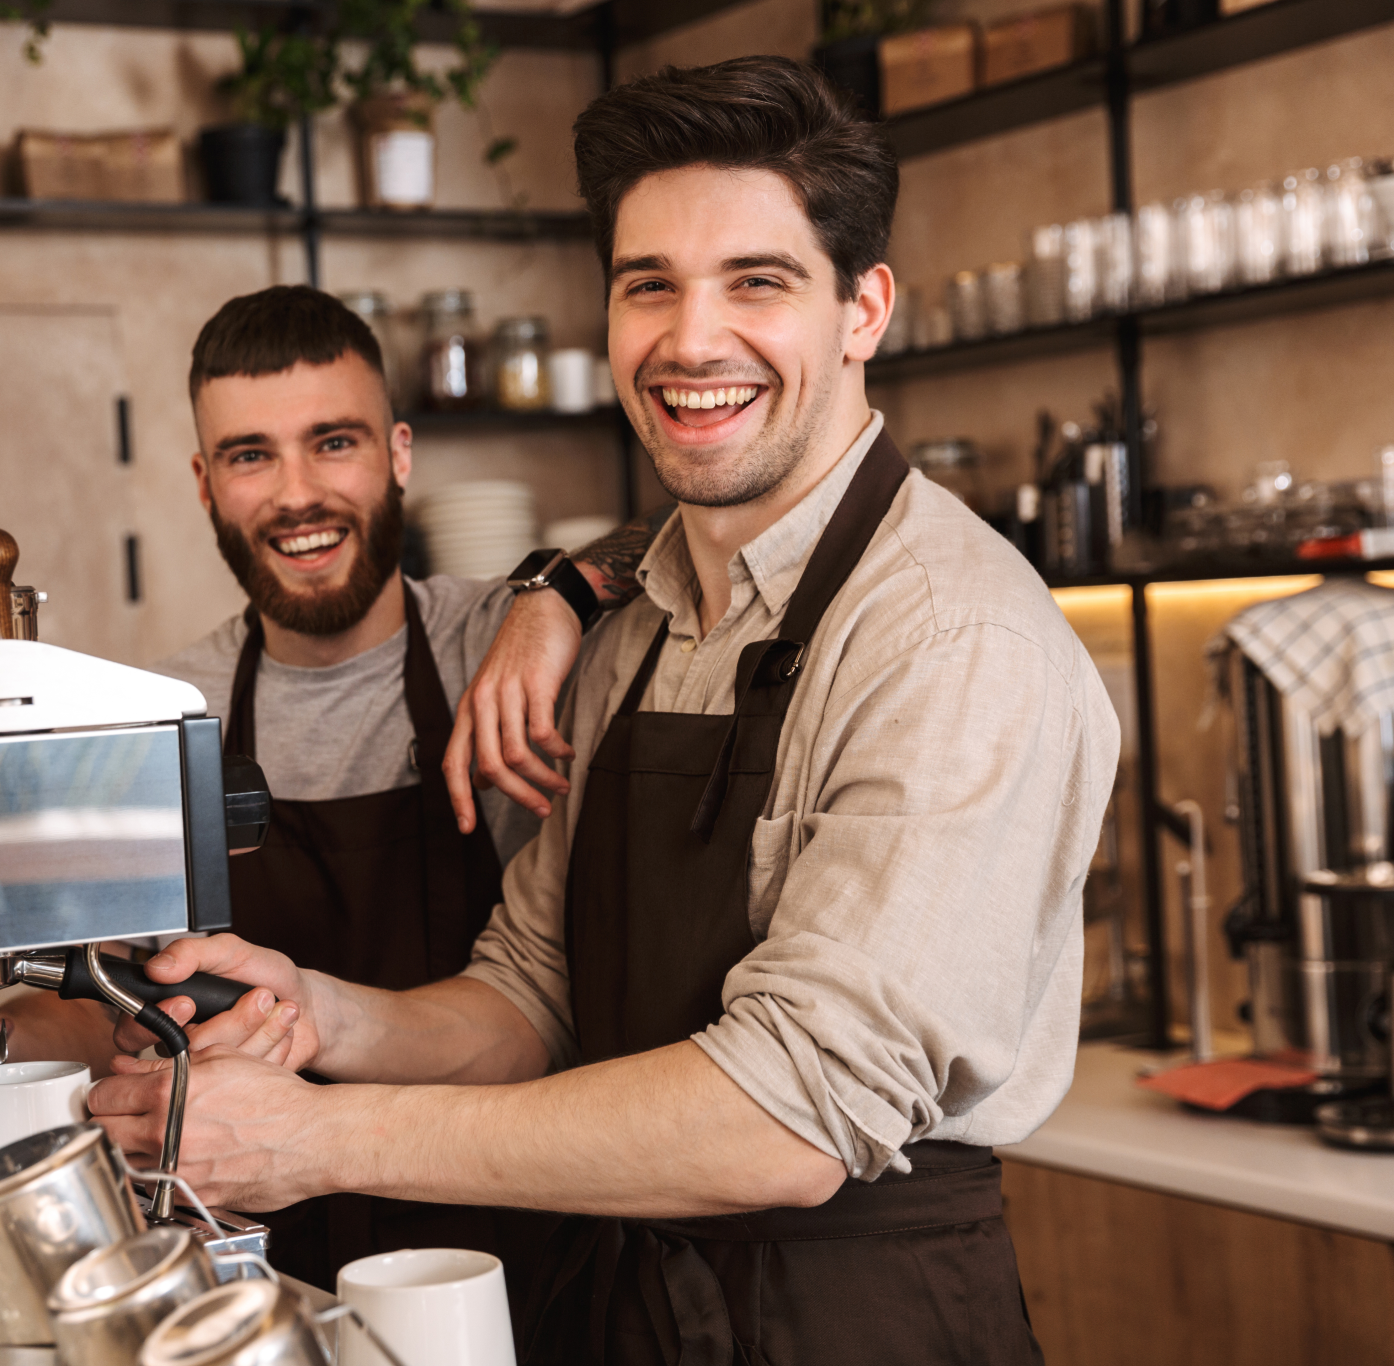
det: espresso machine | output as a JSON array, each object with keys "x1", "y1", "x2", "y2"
[
  {"x1": 0, "y1": 528, "x2": 273, "y2": 1271},
  {"x1": 1224, "y1": 611, "x2": 1394, "y2": 1132}
]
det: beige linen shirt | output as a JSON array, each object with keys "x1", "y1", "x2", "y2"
[{"x1": 466, "y1": 412, "x2": 1121, "y2": 1181}]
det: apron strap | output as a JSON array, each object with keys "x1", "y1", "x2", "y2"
[
  {"x1": 617, "y1": 619, "x2": 669, "y2": 718},
  {"x1": 401, "y1": 579, "x2": 504, "y2": 979},
  {"x1": 691, "y1": 429, "x2": 909, "y2": 842},
  {"x1": 224, "y1": 603, "x2": 263, "y2": 758}
]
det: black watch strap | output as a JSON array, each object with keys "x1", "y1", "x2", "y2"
[{"x1": 507, "y1": 548, "x2": 603, "y2": 631}]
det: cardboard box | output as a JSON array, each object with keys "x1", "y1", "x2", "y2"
[
  {"x1": 981, "y1": 5, "x2": 1096, "y2": 87},
  {"x1": 18, "y1": 128, "x2": 183, "y2": 202},
  {"x1": 879, "y1": 25, "x2": 980, "y2": 117}
]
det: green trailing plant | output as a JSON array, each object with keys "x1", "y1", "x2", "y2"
[
  {"x1": 2, "y1": 0, "x2": 52, "y2": 64},
  {"x1": 337, "y1": 0, "x2": 497, "y2": 113},
  {"x1": 822, "y1": 0, "x2": 939, "y2": 43},
  {"x1": 219, "y1": 26, "x2": 339, "y2": 129}
]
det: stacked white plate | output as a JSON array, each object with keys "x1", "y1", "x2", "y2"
[
  {"x1": 416, "y1": 480, "x2": 538, "y2": 580},
  {"x1": 541, "y1": 515, "x2": 619, "y2": 553}
]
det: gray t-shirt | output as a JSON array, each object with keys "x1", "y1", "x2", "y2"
[{"x1": 154, "y1": 575, "x2": 539, "y2": 869}]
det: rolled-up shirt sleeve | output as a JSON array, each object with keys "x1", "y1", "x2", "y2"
[{"x1": 692, "y1": 620, "x2": 1118, "y2": 1181}]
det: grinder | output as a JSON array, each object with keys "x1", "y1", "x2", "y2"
[{"x1": 0, "y1": 527, "x2": 271, "y2": 1219}]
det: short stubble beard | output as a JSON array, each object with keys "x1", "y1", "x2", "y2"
[
  {"x1": 210, "y1": 477, "x2": 404, "y2": 637},
  {"x1": 629, "y1": 353, "x2": 837, "y2": 509}
]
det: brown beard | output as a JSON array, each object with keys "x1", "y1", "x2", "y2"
[{"x1": 210, "y1": 478, "x2": 405, "y2": 637}]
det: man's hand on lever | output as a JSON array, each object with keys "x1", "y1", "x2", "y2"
[
  {"x1": 445, "y1": 508, "x2": 673, "y2": 834},
  {"x1": 108, "y1": 935, "x2": 318, "y2": 1070}
]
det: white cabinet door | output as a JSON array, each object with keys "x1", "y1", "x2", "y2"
[{"x1": 0, "y1": 307, "x2": 138, "y2": 663}]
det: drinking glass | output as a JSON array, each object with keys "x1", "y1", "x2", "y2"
[
  {"x1": 1063, "y1": 219, "x2": 1097, "y2": 321},
  {"x1": 1093, "y1": 213, "x2": 1133, "y2": 312},
  {"x1": 1282, "y1": 169, "x2": 1325, "y2": 276},
  {"x1": 1235, "y1": 184, "x2": 1282, "y2": 285},
  {"x1": 1026, "y1": 224, "x2": 1066, "y2": 326},
  {"x1": 1134, "y1": 202, "x2": 1176, "y2": 306}
]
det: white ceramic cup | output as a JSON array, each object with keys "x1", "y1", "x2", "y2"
[
  {"x1": 0, "y1": 1061, "x2": 91, "y2": 1149},
  {"x1": 337, "y1": 1248, "x2": 516, "y2": 1366},
  {"x1": 547, "y1": 348, "x2": 594, "y2": 414}
]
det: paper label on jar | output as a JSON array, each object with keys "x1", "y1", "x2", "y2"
[{"x1": 373, "y1": 131, "x2": 434, "y2": 206}]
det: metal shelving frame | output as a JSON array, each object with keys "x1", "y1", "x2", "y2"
[{"x1": 866, "y1": 0, "x2": 1394, "y2": 1048}]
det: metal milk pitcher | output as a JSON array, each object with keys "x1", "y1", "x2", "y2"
[
  {"x1": 0, "y1": 1125, "x2": 144, "y2": 1346},
  {"x1": 48, "y1": 1225, "x2": 218, "y2": 1365}
]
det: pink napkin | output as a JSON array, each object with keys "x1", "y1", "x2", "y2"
[{"x1": 1136, "y1": 1058, "x2": 1319, "y2": 1111}]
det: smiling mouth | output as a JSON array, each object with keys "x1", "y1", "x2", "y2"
[
  {"x1": 269, "y1": 528, "x2": 349, "y2": 559},
  {"x1": 655, "y1": 385, "x2": 763, "y2": 428}
]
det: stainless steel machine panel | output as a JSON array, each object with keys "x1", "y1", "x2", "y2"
[{"x1": 0, "y1": 725, "x2": 190, "y2": 952}]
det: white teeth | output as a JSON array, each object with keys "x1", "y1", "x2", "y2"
[
  {"x1": 277, "y1": 529, "x2": 344, "y2": 555},
  {"x1": 662, "y1": 386, "x2": 758, "y2": 409}
]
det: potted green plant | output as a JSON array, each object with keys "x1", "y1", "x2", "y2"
[
  {"x1": 1, "y1": 0, "x2": 51, "y2": 64},
  {"x1": 200, "y1": 26, "x2": 338, "y2": 206},
  {"x1": 336, "y1": 0, "x2": 496, "y2": 211}
]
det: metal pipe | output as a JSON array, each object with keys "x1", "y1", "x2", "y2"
[
  {"x1": 1175, "y1": 800, "x2": 1213, "y2": 1061},
  {"x1": 151, "y1": 1051, "x2": 189, "y2": 1221},
  {"x1": 82, "y1": 944, "x2": 186, "y2": 1220},
  {"x1": 1132, "y1": 584, "x2": 1171, "y2": 1047}
]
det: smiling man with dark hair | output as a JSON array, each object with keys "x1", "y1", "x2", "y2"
[{"x1": 91, "y1": 59, "x2": 1118, "y2": 1363}]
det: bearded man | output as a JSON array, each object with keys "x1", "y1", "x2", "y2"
[{"x1": 2, "y1": 285, "x2": 658, "y2": 1296}]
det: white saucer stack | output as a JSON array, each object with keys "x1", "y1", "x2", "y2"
[
  {"x1": 416, "y1": 480, "x2": 538, "y2": 580},
  {"x1": 541, "y1": 515, "x2": 619, "y2": 553}
]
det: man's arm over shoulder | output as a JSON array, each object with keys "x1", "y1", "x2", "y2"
[{"x1": 694, "y1": 608, "x2": 1121, "y2": 1181}]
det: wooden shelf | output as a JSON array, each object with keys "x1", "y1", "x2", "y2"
[
  {"x1": 1046, "y1": 554, "x2": 1394, "y2": 590},
  {"x1": 880, "y1": 0, "x2": 1394, "y2": 160},
  {"x1": 0, "y1": 197, "x2": 302, "y2": 233},
  {"x1": 39, "y1": 0, "x2": 752, "y2": 51},
  {"x1": 317, "y1": 207, "x2": 591, "y2": 241},
  {"x1": 403, "y1": 406, "x2": 624, "y2": 433},
  {"x1": 0, "y1": 198, "x2": 592, "y2": 242},
  {"x1": 867, "y1": 256, "x2": 1394, "y2": 385}
]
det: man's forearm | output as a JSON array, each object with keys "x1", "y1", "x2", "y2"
[
  {"x1": 309, "y1": 974, "x2": 550, "y2": 1087},
  {"x1": 306, "y1": 1041, "x2": 843, "y2": 1217},
  {"x1": 571, "y1": 504, "x2": 675, "y2": 610}
]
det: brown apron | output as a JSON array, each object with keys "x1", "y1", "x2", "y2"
[
  {"x1": 225, "y1": 581, "x2": 551, "y2": 1303},
  {"x1": 526, "y1": 433, "x2": 1043, "y2": 1365}
]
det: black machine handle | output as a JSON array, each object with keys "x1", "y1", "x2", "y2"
[{"x1": 59, "y1": 949, "x2": 255, "y2": 1024}]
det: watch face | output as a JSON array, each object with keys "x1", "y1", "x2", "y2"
[{"x1": 507, "y1": 548, "x2": 566, "y2": 588}]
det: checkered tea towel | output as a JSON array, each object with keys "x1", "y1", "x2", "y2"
[{"x1": 1223, "y1": 578, "x2": 1394, "y2": 738}]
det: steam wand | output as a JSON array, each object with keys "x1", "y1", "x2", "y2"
[{"x1": 83, "y1": 943, "x2": 191, "y2": 1220}]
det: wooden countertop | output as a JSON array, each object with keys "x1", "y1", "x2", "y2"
[{"x1": 999, "y1": 1041, "x2": 1394, "y2": 1239}]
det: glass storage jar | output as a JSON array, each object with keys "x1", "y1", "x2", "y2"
[
  {"x1": 493, "y1": 317, "x2": 551, "y2": 411},
  {"x1": 422, "y1": 290, "x2": 486, "y2": 411},
  {"x1": 338, "y1": 291, "x2": 401, "y2": 409}
]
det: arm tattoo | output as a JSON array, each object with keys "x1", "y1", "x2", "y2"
[{"x1": 573, "y1": 503, "x2": 677, "y2": 609}]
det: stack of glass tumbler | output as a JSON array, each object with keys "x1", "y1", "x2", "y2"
[{"x1": 937, "y1": 154, "x2": 1394, "y2": 344}]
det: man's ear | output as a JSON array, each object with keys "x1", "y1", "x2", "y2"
[
  {"x1": 845, "y1": 264, "x2": 895, "y2": 364},
  {"x1": 192, "y1": 451, "x2": 213, "y2": 515},
  {"x1": 390, "y1": 421, "x2": 413, "y2": 490}
]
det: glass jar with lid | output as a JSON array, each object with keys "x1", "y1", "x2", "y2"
[
  {"x1": 493, "y1": 317, "x2": 551, "y2": 411},
  {"x1": 338, "y1": 291, "x2": 401, "y2": 408},
  {"x1": 422, "y1": 290, "x2": 486, "y2": 411}
]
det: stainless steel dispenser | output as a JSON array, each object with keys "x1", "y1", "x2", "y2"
[{"x1": 1225, "y1": 650, "x2": 1394, "y2": 1115}]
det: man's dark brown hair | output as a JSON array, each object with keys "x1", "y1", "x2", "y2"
[
  {"x1": 188, "y1": 285, "x2": 385, "y2": 401},
  {"x1": 572, "y1": 56, "x2": 898, "y2": 302}
]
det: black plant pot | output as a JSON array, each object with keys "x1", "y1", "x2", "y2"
[{"x1": 199, "y1": 123, "x2": 286, "y2": 205}]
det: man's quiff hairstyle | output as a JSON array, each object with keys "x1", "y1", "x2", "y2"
[
  {"x1": 189, "y1": 285, "x2": 385, "y2": 402},
  {"x1": 572, "y1": 56, "x2": 898, "y2": 303}
]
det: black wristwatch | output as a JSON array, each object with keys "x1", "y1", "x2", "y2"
[{"x1": 507, "y1": 548, "x2": 603, "y2": 631}]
